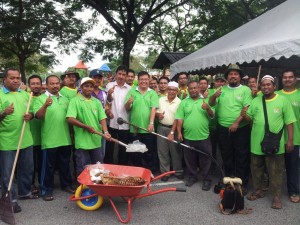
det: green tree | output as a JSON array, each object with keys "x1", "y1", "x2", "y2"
[
  {"x1": 0, "y1": 0, "x2": 89, "y2": 83},
  {"x1": 70, "y1": 0, "x2": 190, "y2": 67}
]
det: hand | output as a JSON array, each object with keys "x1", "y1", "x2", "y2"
[
  {"x1": 285, "y1": 139, "x2": 294, "y2": 153},
  {"x1": 158, "y1": 111, "x2": 165, "y2": 120},
  {"x1": 23, "y1": 113, "x2": 33, "y2": 121},
  {"x1": 108, "y1": 86, "x2": 115, "y2": 96},
  {"x1": 147, "y1": 124, "x2": 154, "y2": 132},
  {"x1": 203, "y1": 89, "x2": 209, "y2": 98},
  {"x1": 228, "y1": 122, "x2": 239, "y2": 133},
  {"x1": 105, "y1": 109, "x2": 114, "y2": 119},
  {"x1": 44, "y1": 95, "x2": 52, "y2": 107},
  {"x1": 214, "y1": 88, "x2": 222, "y2": 98},
  {"x1": 126, "y1": 95, "x2": 134, "y2": 105},
  {"x1": 104, "y1": 132, "x2": 111, "y2": 140},
  {"x1": 85, "y1": 126, "x2": 96, "y2": 134},
  {"x1": 168, "y1": 133, "x2": 174, "y2": 141},
  {"x1": 251, "y1": 89, "x2": 258, "y2": 97},
  {"x1": 202, "y1": 100, "x2": 209, "y2": 110},
  {"x1": 177, "y1": 132, "x2": 183, "y2": 142},
  {"x1": 4, "y1": 103, "x2": 14, "y2": 115},
  {"x1": 182, "y1": 92, "x2": 187, "y2": 99}
]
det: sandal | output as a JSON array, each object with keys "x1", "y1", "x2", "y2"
[
  {"x1": 289, "y1": 194, "x2": 300, "y2": 203},
  {"x1": 43, "y1": 194, "x2": 54, "y2": 201},
  {"x1": 19, "y1": 194, "x2": 39, "y2": 200},
  {"x1": 247, "y1": 191, "x2": 264, "y2": 201},
  {"x1": 271, "y1": 197, "x2": 282, "y2": 209}
]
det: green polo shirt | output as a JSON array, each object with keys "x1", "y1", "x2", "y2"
[
  {"x1": 175, "y1": 97, "x2": 213, "y2": 141},
  {"x1": 0, "y1": 88, "x2": 33, "y2": 150},
  {"x1": 247, "y1": 94, "x2": 296, "y2": 155},
  {"x1": 125, "y1": 87, "x2": 159, "y2": 133},
  {"x1": 60, "y1": 86, "x2": 78, "y2": 100},
  {"x1": 216, "y1": 85, "x2": 252, "y2": 128},
  {"x1": 276, "y1": 89, "x2": 300, "y2": 145},
  {"x1": 34, "y1": 93, "x2": 71, "y2": 149},
  {"x1": 66, "y1": 95, "x2": 107, "y2": 150},
  {"x1": 30, "y1": 96, "x2": 41, "y2": 146}
]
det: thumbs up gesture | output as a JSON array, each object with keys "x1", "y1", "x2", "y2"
[
  {"x1": 214, "y1": 87, "x2": 222, "y2": 97},
  {"x1": 203, "y1": 89, "x2": 209, "y2": 98},
  {"x1": 202, "y1": 100, "x2": 209, "y2": 110},
  {"x1": 108, "y1": 86, "x2": 115, "y2": 96},
  {"x1": 127, "y1": 94, "x2": 134, "y2": 105},
  {"x1": 45, "y1": 95, "x2": 53, "y2": 107},
  {"x1": 4, "y1": 103, "x2": 14, "y2": 115}
]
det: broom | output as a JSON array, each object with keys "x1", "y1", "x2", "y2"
[{"x1": 0, "y1": 92, "x2": 33, "y2": 225}]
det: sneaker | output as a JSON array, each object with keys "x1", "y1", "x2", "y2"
[
  {"x1": 185, "y1": 178, "x2": 197, "y2": 187},
  {"x1": 202, "y1": 180, "x2": 211, "y2": 191},
  {"x1": 12, "y1": 202, "x2": 22, "y2": 213}
]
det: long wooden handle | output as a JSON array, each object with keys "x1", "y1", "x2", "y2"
[
  {"x1": 7, "y1": 92, "x2": 33, "y2": 192},
  {"x1": 256, "y1": 65, "x2": 262, "y2": 87},
  {"x1": 94, "y1": 130, "x2": 128, "y2": 148}
]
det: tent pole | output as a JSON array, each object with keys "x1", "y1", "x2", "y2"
[{"x1": 256, "y1": 65, "x2": 262, "y2": 87}]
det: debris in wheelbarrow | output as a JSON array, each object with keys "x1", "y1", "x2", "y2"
[{"x1": 70, "y1": 164, "x2": 186, "y2": 223}]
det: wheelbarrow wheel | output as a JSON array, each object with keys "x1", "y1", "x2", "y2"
[{"x1": 75, "y1": 185, "x2": 103, "y2": 211}]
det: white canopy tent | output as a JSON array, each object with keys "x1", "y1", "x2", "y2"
[{"x1": 170, "y1": 0, "x2": 300, "y2": 78}]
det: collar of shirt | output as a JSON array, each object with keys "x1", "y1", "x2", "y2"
[
  {"x1": 135, "y1": 87, "x2": 151, "y2": 92},
  {"x1": 164, "y1": 96, "x2": 179, "y2": 104},
  {"x1": 227, "y1": 84, "x2": 242, "y2": 89},
  {"x1": 2, "y1": 86, "x2": 21, "y2": 94},
  {"x1": 111, "y1": 81, "x2": 131, "y2": 89},
  {"x1": 45, "y1": 90, "x2": 62, "y2": 97}
]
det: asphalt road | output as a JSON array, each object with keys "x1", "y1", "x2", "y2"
[{"x1": 3, "y1": 172, "x2": 299, "y2": 225}]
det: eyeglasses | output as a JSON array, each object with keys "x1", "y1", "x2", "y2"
[{"x1": 139, "y1": 78, "x2": 149, "y2": 81}]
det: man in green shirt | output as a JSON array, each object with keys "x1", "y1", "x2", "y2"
[
  {"x1": 67, "y1": 77, "x2": 111, "y2": 176},
  {"x1": 242, "y1": 75, "x2": 295, "y2": 209},
  {"x1": 28, "y1": 74, "x2": 43, "y2": 194},
  {"x1": 176, "y1": 81, "x2": 214, "y2": 189},
  {"x1": 34, "y1": 75, "x2": 74, "y2": 201},
  {"x1": 60, "y1": 68, "x2": 80, "y2": 100},
  {"x1": 209, "y1": 64, "x2": 252, "y2": 191},
  {"x1": 177, "y1": 72, "x2": 189, "y2": 100},
  {"x1": 0, "y1": 68, "x2": 38, "y2": 214},
  {"x1": 276, "y1": 69, "x2": 300, "y2": 203},
  {"x1": 125, "y1": 71, "x2": 159, "y2": 172}
]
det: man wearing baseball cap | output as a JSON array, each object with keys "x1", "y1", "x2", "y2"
[
  {"x1": 66, "y1": 77, "x2": 111, "y2": 176},
  {"x1": 209, "y1": 64, "x2": 252, "y2": 192},
  {"x1": 60, "y1": 67, "x2": 80, "y2": 100}
]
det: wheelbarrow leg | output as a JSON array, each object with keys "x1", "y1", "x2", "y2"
[{"x1": 108, "y1": 197, "x2": 134, "y2": 224}]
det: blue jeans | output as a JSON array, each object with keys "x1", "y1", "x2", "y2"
[
  {"x1": 0, "y1": 146, "x2": 34, "y2": 202},
  {"x1": 285, "y1": 145, "x2": 300, "y2": 195}
]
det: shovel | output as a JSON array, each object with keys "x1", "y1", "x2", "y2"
[{"x1": 0, "y1": 92, "x2": 33, "y2": 225}]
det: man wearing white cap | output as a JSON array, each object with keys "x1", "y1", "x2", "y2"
[
  {"x1": 66, "y1": 77, "x2": 111, "y2": 176},
  {"x1": 242, "y1": 75, "x2": 296, "y2": 209},
  {"x1": 156, "y1": 81, "x2": 183, "y2": 181}
]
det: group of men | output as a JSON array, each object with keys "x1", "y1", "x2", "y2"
[{"x1": 0, "y1": 63, "x2": 299, "y2": 214}]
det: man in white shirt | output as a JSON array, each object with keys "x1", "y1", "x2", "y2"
[
  {"x1": 156, "y1": 81, "x2": 183, "y2": 181},
  {"x1": 105, "y1": 65, "x2": 131, "y2": 165}
]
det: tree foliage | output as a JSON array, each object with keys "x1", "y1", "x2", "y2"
[{"x1": 0, "y1": 0, "x2": 89, "y2": 83}]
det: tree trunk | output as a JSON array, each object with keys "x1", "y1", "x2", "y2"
[
  {"x1": 18, "y1": 54, "x2": 26, "y2": 84},
  {"x1": 122, "y1": 36, "x2": 136, "y2": 68}
]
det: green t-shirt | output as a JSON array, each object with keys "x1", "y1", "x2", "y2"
[
  {"x1": 30, "y1": 96, "x2": 41, "y2": 146},
  {"x1": 66, "y1": 95, "x2": 107, "y2": 150},
  {"x1": 34, "y1": 93, "x2": 71, "y2": 149},
  {"x1": 60, "y1": 86, "x2": 78, "y2": 100},
  {"x1": 247, "y1": 94, "x2": 296, "y2": 155},
  {"x1": 0, "y1": 88, "x2": 33, "y2": 150},
  {"x1": 276, "y1": 89, "x2": 300, "y2": 145},
  {"x1": 216, "y1": 85, "x2": 252, "y2": 128},
  {"x1": 125, "y1": 87, "x2": 159, "y2": 133},
  {"x1": 175, "y1": 97, "x2": 213, "y2": 141}
]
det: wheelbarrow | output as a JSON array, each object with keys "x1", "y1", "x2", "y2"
[{"x1": 70, "y1": 164, "x2": 186, "y2": 223}]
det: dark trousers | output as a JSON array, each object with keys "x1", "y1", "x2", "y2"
[
  {"x1": 40, "y1": 146, "x2": 72, "y2": 196},
  {"x1": 285, "y1": 145, "x2": 300, "y2": 195},
  {"x1": 104, "y1": 127, "x2": 130, "y2": 165},
  {"x1": 75, "y1": 148, "x2": 103, "y2": 177},
  {"x1": 129, "y1": 133, "x2": 159, "y2": 172},
  {"x1": 184, "y1": 139, "x2": 212, "y2": 181},
  {"x1": 218, "y1": 124, "x2": 250, "y2": 185},
  {"x1": 32, "y1": 145, "x2": 42, "y2": 186}
]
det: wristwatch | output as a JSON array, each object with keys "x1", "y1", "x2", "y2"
[{"x1": 170, "y1": 131, "x2": 174, "y2": 135}]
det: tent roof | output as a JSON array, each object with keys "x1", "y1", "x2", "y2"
[
  {"x1": 171, "y1": 0, "x2": 300, "y2": 77},
  {"x1": 74, "y1": 60, "x2": 88, "y2": 69},
  {"x1": 99, "y1": 63, "x2": 111, "y2": 72},
  {"x1": 152, "y1": 52, "x2": 191, "y2": 69}
]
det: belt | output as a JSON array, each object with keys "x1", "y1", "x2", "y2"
[{"x1": 159, "y1": 123, "x2": 172, "y2": 128}]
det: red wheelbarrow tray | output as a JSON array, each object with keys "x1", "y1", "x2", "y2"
[{"x1": 72, "y1": 164, "x2": 185, "y2": 223}]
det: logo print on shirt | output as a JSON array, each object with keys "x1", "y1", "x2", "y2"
[
  {"x1": 273, "y1": 107, "x2": 280, "y2": 113},
  {"x1": 236, "y1": 95, "x2": 242, "y2": 100},
  {"x1": 292, "y1": 101, "x2": 298, "y2": 107}
]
